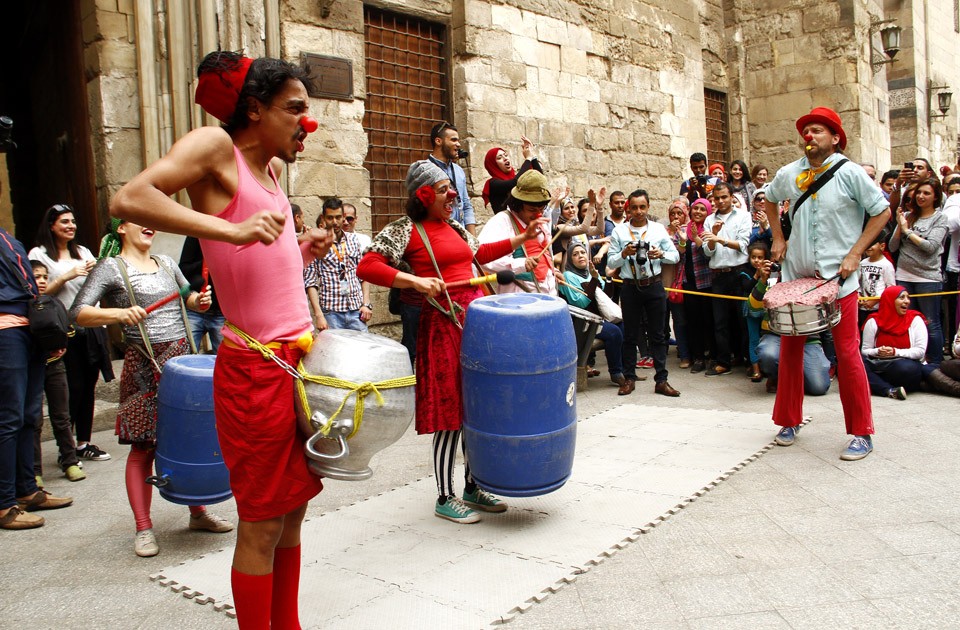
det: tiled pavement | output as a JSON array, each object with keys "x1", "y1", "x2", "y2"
[{"x1": 3, "y1": 355, "x2": 959, "y2": 629}]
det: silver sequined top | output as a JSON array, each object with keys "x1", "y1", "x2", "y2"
[{"x1": 69, "y1": 255, "x2": 191, "y2": 343}]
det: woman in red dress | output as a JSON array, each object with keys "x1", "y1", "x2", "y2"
[{"x1": 358, "y1": 160, "x2": 547, "y2": 524}]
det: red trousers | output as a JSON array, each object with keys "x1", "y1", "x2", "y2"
[{"x1": 773, "y1": 292, "x2": 874, "y2": 435}]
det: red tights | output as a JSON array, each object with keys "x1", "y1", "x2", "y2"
[{"x1": 125, "y1": 445, "x2": 204, "y2": 531}]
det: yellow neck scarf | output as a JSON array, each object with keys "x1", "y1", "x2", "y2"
[{"x1": 795, "y1": 163, "x2": 831, "y2": 193}]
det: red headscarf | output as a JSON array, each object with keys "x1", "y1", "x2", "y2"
[
  {"x1": 866, "y1": 285, "x2": 925, "y2": 349},
  {"x1": 481, "y1": 147, "x2": 516, "y2": 207},
  {"x1": 195, "y1": 55, "x2": 254, "y2": 123},
  {"x1": 708, "y1": 163, "x2": 727, "y2": 181}
]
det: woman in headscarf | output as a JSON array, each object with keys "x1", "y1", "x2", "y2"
[
  {"x1": 682, "y1": 198, "x2": 717, "y2": 373},
  {"x1": 860, "y1": 285, "x2": 927, "y2": 400},
  {"x1": 358, "y1": 160, "x2": 547, "y2": 525},
  {"x1": 557, "y1": 241, "x2": 625, "y2": 388},
  {"x1": 70, "y1": 218, "x2": 231, "y2": 557},
  {"x1": 481, "y1": 136, "x2": 543, "y2": 213}
]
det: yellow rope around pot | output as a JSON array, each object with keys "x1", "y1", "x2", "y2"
[
  {"x1": 295, "y1": 369, "x2": 416, "y2": 440},
  {"x1": 225, "y1": 321, "x2": 416, "y2": 441}
]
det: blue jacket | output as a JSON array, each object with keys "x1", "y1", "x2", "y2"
[{"x1": 0, "y1": 227, "x2": 38, "y2": 317}]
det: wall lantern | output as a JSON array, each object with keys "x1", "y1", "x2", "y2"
[
  {"x1": 930, "y1": 86, "x2": 954, "y2": 119},
  {"x1": 870, "y1": 19, "x2": 902, "y2": 73}
]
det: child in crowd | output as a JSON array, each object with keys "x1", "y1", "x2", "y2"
[
  {"x1": 742, "y1": 242, "x2": 770, "y2": 381},
  {"x1": 30, "y1": 261, "x2": 85, "y2": 485},
  {"x1": 858, "y1": 237, "x2": 895, "y2": 328}
]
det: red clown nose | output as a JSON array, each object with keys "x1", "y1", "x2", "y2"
[
  {"x1": 803, "y1": 133, "x2": 813, "y2": 142},
  {"x1": 301, "y1": 116, "x2": 319, "y2": 133},
  {"x1": 445, "y1": 189, "x2": 458, "y2": 201}
]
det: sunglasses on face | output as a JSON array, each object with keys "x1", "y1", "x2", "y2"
[{"x1": 344, "y1": 216, "x2": 356, "y2": 223}]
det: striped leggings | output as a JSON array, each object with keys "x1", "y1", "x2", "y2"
[{"x1": 433, "y1": 430, "x2": 474, "y2": 499}]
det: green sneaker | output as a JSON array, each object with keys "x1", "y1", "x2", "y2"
[
  {"x1": 64, "y1": 465, "x2": 86, "y2": 482},
  {"x1": 462, "y1": 487, "x2": 508, "y2": 513},
  {"x1": 434, "y1": 497, "x2": 480, "y2": 524}
]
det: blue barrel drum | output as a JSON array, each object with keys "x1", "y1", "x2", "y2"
[
  {"x1": 148, "y1": 354, "x2": 232, "y2": 506},
  {"x1": 461, "y1": 293, "x2": 578, "y2": 497}
]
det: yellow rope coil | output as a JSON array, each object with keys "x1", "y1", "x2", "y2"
[{"x1": 295, "y1": 368, "x2": 416, "y2": 440}]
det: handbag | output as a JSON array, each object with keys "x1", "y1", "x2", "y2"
[
  {"x1": 594, "y1": 285, "x2": 622, "y2": 323},
  {"x1": 667, "y1": 266, "x2": 684, "y2": 304},
  {"x1": 0, "y1": 245, "x2": 71, "y2": 351}
]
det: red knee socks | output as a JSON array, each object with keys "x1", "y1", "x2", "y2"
[
  {"x1": 271, "y1": 544, "x2": 303, "y2": 630},
  {"x1": 125, "y1": 445, "x2": 155, "y2": 531},
  {"x1": 231, "y1": 568, "x2": 273, "y2": 629}
]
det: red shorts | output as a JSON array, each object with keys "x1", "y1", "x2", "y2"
[{"x1": 213, "y1": 343, "x2": 323, "y2": 522}]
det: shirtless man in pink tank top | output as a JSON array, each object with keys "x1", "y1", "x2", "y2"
[{"x1": 111, "y1": 52, "x2": 333, "y2": 629}]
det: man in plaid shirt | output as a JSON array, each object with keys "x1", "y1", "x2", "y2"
[{"x1": 305, "y1": 198, "x2": 372, "y2": 330}]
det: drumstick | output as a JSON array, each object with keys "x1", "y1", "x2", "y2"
[
  {"x1": 144, "y1": 285, "x2": 191, "y2": 314},
  {"x1": 555, "y1": 276, "x2": 589, "y2": 297},
  {"x1": 535, "y1": 228, "x2": 566, "y2": 261}
]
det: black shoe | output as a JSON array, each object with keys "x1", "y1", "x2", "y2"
[
  {"x1": 76, "y1": 444, "x2": 111, "y2": 461},
  {"x1": 690, "y1": 360, "x2": 705, "y2": 374},
  {"x1": 705, "y1": 364, "x2": 731, "y2": 377}
]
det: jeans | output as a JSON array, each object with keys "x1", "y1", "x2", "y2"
[
  {"x1": 757, "y1": 334, "x2": 831, "y2": 395},
  {"x1": 400, "y1": 302, "x2": 422, "y2": 365},
  {"x1": 621, "y1": 282, "x2": 668, "y2": 383},
  {"x1": 862, "y1": 356, "x2": 923, "y2": 395},
  {"x1": 745, "y1": 316, "x2": 762, "y2": 365},
  {"x1": 683, "y1": 288, "x2": 715, "y2": 361},
  {"x1": 0, "y1": 327, "x2": 44, "y2": 509},
  {"x1": 944, "y1": 271, "x2": 958, "y2": 345},
  {"x1": 64, "y1": 330, "x2": 101, "y2": 443},
  {"x1": 187, "y1": 309, "x2": 225, "y2": 353},
  {"x1": 711, "y1": 269, "x2": 747, "y2": 367},
  {"x1": 899, "y1": 280, "x2": 944, "y2": 366},
  {"x1": 666, "y1": 300, "x2": 690, "y2": 361},
  {"x1": 33, "y1": 360, "x2": 78, "y2": 476},
  {"x1": 596, "y1": 321, "x2": 625, "y2": 376},
  {"x1": 325, "y1": 309, "x2": 367, "y2": 331}
]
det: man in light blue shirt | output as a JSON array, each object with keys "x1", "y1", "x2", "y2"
[
  {"x1": 763, "y1": 106, "x2": 889, "y2": 462},
  {"x1": 607, "y1": 189, "x2": 680, "y2": 397},
  {"x1": 428, "y1": 122, "x2": 476, "y2": 235},
  {"x1": 701, "y1": 182, "x2": 753, "y2": 376}
]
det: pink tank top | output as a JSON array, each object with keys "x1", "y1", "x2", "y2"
[{"x1": 200, "y1": 146, "x2": 312, "y2": 345}]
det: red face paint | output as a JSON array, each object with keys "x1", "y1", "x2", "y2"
[{"x1": 300, "y1": 116, "x2": 319, "y2": 133}]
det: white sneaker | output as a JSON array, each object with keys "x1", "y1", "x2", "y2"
[
  {"x1": 135, "y1": 529, "x2": 159, "y2": 557},
  {"x1": 189, "y1": 512, "x2": 234, "y2": 533}
]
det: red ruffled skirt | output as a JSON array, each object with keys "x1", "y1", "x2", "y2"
[{"x1": 414, "y1": 286, "x2": 482, "y2": 434}]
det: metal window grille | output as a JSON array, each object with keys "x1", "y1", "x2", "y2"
[
  {"x1": 704, "y1": 89, "x2": 730, "y2": 166},
  {"x1": 363, "y1": 6, "x2": 448, "y2": 232}
]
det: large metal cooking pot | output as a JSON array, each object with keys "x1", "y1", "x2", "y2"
[{"x1": 295, "y1": 329, "x2": 415, "y2": 481}]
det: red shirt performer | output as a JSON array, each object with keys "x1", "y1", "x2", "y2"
[
  {"x1": 357, "y1": 160, "x2": 548, "y2": 524},
  {"x1": 110, "y1": 51, "x2": 333, "y2": 629}
]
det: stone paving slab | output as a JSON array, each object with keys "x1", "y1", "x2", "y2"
[{"x1": 152, "y1": 404, "x2": 775, "y2": 628}]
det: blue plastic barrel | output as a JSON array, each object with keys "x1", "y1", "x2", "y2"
[
  {"x1": 151, "y1": 354, "x2": 232, "y2": 506},
  {"x1": 461, "y1": 293, "x2": 578, "y2": 497}
]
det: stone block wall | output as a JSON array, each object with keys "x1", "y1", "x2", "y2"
[{"x1": 454, "y1": 0, "x2": 706, "y2": 218}]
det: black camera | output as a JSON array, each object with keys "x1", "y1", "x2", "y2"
[
  {"x1": 457, "y1": 149, "x2": 469, "y2": 159},
  {"x1": 696, "y1": 174, "x2": 707, "y2": 185},
  {"x1": 0, "y1": 116, "x2": 15, "y2": 153},
  {"x1": 629, "y1": 240, "x2": 650, "y2": 264},
  {"x1": 769, "y1": 262, "x2": 781, "y2": 273}
]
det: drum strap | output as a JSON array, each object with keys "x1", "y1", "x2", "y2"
[
  {"x1": 413, "y1": 222, "x2": 465, "y2": 330},
  {"x1": 791, "y1": 158, "x2": 848, "y2": 221}
]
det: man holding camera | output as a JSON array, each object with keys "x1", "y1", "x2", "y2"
[
  {"x1": 680, "y1": 152, "x2": 720, "y2": 203},
  {"x1": 607, "y1": 189, "x2": 680, "y2": 397},
  {"x1": 428, "y1": 121, "x2": 476, "y2": 235}
]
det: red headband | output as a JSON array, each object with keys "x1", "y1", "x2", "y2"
[{"x1": 195, "y1": 56, "x2": 254, "y2": 123}]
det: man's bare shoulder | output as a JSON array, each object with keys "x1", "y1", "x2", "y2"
[{"x1": 170, "y1": 126, "x2": 235, "y2": 161}]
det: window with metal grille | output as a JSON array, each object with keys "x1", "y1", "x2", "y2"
[
  {"x1": 363, "y1": 6, "x2": 448, "y2": 232},
  {"x1": 704, "y1": 89, "x2": 730, "y2": 166}
]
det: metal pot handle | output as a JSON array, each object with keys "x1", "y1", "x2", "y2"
[
  {"x1": 305, "y1": 431, "x2": 350, "y2": 462},
  {"x1": 145, "y1": 474, "x2": 169, "y2": 487}
]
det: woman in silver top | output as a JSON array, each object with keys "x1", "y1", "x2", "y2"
[{"x1": 70, "y1": 219, "x2": 233, "y2": 557}]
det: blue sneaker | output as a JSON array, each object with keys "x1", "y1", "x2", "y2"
[
  {"x1": 774, "y1": 425, "x2": 799, "y2": 446},
  {"x1": 840, "y1": 435, "x2": 873, "y2": 461}
]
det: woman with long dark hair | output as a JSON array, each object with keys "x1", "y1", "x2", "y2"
[
  {"x1": 358, "y1": 161, "x2": 547, "y2": 524},
  {"x1": 729, "y1": 159, "x2": 756, "y2": 206},
  {"x1": 889, "y1": 177, "x2": 949, "y2": 366},
  {"x1": 29, "y1": 205, "x2": 114, "y2": 462}
]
